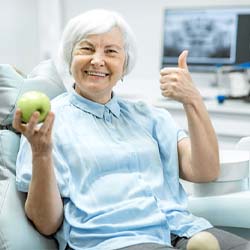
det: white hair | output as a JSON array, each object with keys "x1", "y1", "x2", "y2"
[{"x1": 55, "y1": 9, "x2": 137, "y2": 92}]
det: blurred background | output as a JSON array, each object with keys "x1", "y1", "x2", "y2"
[
  {"x1": 1, "y1": 0, "x2": 250, "y2": 149},
  {"x1": 1, "y1": 0, "x2": 249, "y2": 76}
]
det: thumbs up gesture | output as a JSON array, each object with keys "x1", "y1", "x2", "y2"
[{"x1": 160, "y1": 50, "x2": 201, "y2": 105}]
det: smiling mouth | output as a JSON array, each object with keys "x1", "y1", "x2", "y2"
[{"x1": 85, "y1": 71, "x2": 110, "y2": 77}]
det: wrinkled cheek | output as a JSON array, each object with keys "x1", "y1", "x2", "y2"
[
  {"x1": 114, "y1": 68, "x2": 124, "y2": 81},
  {"x1": 73, "y1": 69, "x2": 86, "y2": 83},
  {"x1": 111, "y1": 74, "x2": 121, "y2": 86}
]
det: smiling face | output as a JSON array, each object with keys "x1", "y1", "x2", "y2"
[{"x1": 70, "y1": 27, "x2": 126, "y2": 104}]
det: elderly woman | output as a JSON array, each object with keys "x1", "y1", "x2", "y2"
[{"x1": 13, "y1": 9, "x2": 250, "y2": 250}]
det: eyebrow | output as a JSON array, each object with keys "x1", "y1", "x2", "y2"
[
  {"x1": 77, "y1": 40, "x2": 93, "y2": 47},
  {"x1": 77, "y1": 39, "x2": 124, "y2": 50}
]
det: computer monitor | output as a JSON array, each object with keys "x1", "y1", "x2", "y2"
[{"x1": 161, "y1": 7, "x2": 250, "y2": 72}]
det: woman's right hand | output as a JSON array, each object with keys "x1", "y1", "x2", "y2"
[
  {"x1": 13, "y1": 109, "x2": 63, "y2": 235},
  {"x1": 12, "y1": 109, "x2": 55, "y2": 156}
]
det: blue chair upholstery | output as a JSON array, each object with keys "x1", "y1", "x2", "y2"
[
  {"x1": 0, "y1": 61, "x2": 65, "y2": 126},
  {"x1": 0, "y1": 130, "x2": 58, "y2": 250},
  {"x1": 0, "y1": 61, "x2": 65, "y2": 250}
]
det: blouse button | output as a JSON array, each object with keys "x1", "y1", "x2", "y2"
[{"x1": 104, "y1": 109, "x2": 111, "y2": 123}]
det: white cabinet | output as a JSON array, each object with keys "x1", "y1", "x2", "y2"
[{"x1": 153, "y1": 98, "x2": 250, "y2": 149}]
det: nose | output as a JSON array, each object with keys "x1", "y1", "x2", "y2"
[{"x1": 91, "y1": 52, "x2": 105, "y2": 67}]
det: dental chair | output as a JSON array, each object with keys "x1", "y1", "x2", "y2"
[
  {"x1": 186, "y1": 144, "x2": 250, "y2": 240},
  {"x1": 0, "y1": 62, "x2": 64, "y2": 250},
  {"x1": 0, "y1": 62, "x2": 250, "y2": 250},
  {"x1": 236, "y1": 137, "x2": 250, "y2": 151}
]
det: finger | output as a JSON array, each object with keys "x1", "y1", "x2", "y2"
[
  {"x1": 39, "y1": 112, "x2": 55, "y2": 134},
  {"x1": 160, "y1": 81, "x2": 176, "y2": 92},
  {"x1": 161, "y1": 89, "x2": 174, "y2": 98},
  {"x1": 160, "y1": 79, "x2": 171, "y2": 90},
  {"x1": 160, "y1": 73, "x2": 179, "y2": 84},
  {"x1": 12, "y1": 109, "x2": 26, "y2": 133},
  {"x1": 160, "y1": 83, "x2": 165, "y2": 91},
  {"x1": 160, "y1": 67, "x2": 180, "y2": 76},
  {"x1": 26, "y1": 112, "x2": 40, "y2": 132},
  {"x1": 178, "y1": 50, "x2": 189, "y2": 69},
  {"x1": 160, "y1": 84, "x2": 168, "y2": 92}
]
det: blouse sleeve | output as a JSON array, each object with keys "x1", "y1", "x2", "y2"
[
  {"x1": 153, "y1": 105, "x2": 188, "y2": 178},
  {"x1": 15, "y1": 134, "x2": 70, "y2": 198}
]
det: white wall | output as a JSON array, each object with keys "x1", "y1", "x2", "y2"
[{"x1": 0, "y1": 0, "x2": 39, "y2": 73}]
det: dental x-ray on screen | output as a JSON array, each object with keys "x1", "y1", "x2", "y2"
[{"x1": 162, "y1": 7, "x2": 250, "y2": 71}]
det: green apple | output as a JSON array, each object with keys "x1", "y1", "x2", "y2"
[
  {"x1": 17, "y1": 91, "x2": 51, "y2": 123},
  {"x1": 187, "y1": 232, "x2": 220, "y2": 250}
]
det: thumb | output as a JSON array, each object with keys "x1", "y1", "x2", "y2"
[{"x1": 178, "y1": 50, "x2": 188, "y2": 69}]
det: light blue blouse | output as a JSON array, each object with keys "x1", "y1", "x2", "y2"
[{"x1": 16, "y1": 91, "x2": 212, "y2": 250}]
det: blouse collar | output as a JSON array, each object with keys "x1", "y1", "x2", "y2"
[{"x1": 69, "y1": 91, "x2": 120, "y2": 119}]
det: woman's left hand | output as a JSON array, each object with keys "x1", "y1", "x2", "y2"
[
  {"x1": 160, "y1": 50, "x2": 201, "y2": 105},
  {"x1": 160, "y1": 51, "x2": 220, "y2": 182}
]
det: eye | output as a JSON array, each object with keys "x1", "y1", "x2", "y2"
[
  {"x1": 80, "y1": 46, "x2": 94, "y2": 51},
  {"x1": 105, "y1": 49, "x2": 118, "y2": 54}
]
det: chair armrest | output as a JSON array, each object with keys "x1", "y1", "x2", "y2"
[
  {"x1": 188, "y1": 191, "x2": 250, "y2": 228},
  {"x1": 0, "y1": 178, "x2": 58, "y2": 250},
  {"x1": 0, "y1": 130, "x2": 58, "y2": 250}
]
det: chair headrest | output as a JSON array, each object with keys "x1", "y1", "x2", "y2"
[{"x1": 0, "y1": 60, "x2": 66, "y2": 126}]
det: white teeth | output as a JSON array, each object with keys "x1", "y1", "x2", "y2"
[{"x1": 86, "y1": 71, "x2": 107, "y2": 77}]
